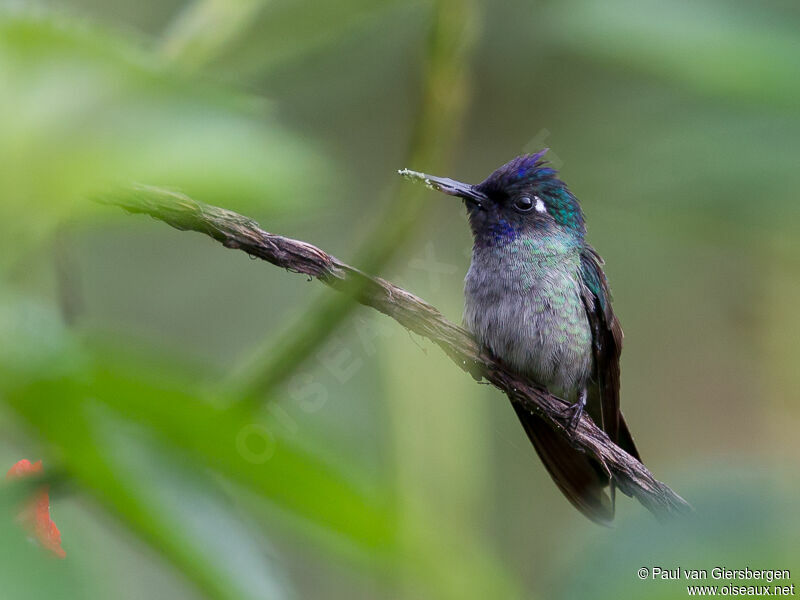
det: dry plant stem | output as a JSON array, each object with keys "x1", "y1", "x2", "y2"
[{"x1": 105, "y1": 186, "x2": 693, "y2": 520}]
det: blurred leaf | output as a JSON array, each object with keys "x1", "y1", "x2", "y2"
[
  {"x1": 0, "y1": 292, "x2": 87, "y2": 377},
  {"x1": 0, "y1": 482, "x2": 89, "y2": 600},
  {"x1": 2, "y1": 378, "x2": 288, "y2": 598},
  {"x1": 547, "y1": 0, "x2": 800, "y2": 107},
  {"x1": 2, "y1": 362, "x2": 396, "y2": 598},
  {"x1": 189, "y1": 0, "x2": 404, "y2": 79},
  {"x1": 0, "y1": 7, "x2": 329, "y2": 268},
  {"x1": 83, "y1": 363, "x2": 399, "y2": 555},
  {"x1": 552, "y1": 466, "x2": 800, "y2": 600},
  {"x1": 0, "y1": 294, "x2": 402, "y2": 588},
  {"x1": 91, "y1": 409, "x2": 291, "y2": 600},
  {"x1": 159, "y1": 0, "x2": 268, "y2": 71}
]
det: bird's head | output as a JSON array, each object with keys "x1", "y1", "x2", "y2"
[{"x1": 401, "y1": 150, "x2": 586, "y2": 250}]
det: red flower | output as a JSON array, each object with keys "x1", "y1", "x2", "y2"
[{"x1": 5, "y1": 459, "x2": 66, "y2": 558}]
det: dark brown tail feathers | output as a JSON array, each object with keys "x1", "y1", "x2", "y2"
[{"x1": 511, "y1": 404, "x2": 641, "y2": 524}]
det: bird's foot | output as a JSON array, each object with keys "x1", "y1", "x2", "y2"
[{"x1": 562, "y1": 389, "x2": 587, "y2": 434}]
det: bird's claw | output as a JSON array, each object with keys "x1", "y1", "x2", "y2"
[{"x1": 562, "y1": 389, "x2": 587, "y2": 434}]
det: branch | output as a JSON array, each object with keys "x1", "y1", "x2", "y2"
[
  {"x1": 227, "y1": 0, "x2": 481, "y2": 401},
  {"x1": 103, "y1": 185, "x2": 693, "y2": 520}
]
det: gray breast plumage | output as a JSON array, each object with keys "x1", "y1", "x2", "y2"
[{"x1": 464, "y1": 243, "x2": 593, "y2": 401}]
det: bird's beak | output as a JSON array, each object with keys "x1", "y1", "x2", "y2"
[{"x1": 398, "y1": 169, "x2": 487, "y2": 208}]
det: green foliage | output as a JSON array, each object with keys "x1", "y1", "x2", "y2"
[
  {"x1": 0, "y1": 294, "x2": 399, "y2": 597},
  {"x1": 547, "y1": 0, "x2": 800, "y2": 107},
  {"x1": 0, "y1": 7, "x2": 327, "y2": 268},
  {"x1": 554, "y1": 469, "x2": 800, "y2": 599},
  {"x1": 0, "y1": 480, "x2": 89, "y2": 599}
]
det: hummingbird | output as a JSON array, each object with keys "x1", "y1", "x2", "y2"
[{"x1": 400, "y1": 150, "x2": 641, "y2": 523}]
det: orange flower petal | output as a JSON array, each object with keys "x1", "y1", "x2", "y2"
[
  {"x1": 6, "y1": 459, "x2": 66, "y2": 558},
  {"x1": 5, "y1": 459, "x2": 43, "y2": 479}
]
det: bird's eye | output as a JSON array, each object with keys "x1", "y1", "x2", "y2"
[{"x1": 514, "y1": 196, "x2": 534, "y2": 213}]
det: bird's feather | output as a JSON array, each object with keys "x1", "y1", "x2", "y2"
[
  {"x1": 509, "y1": 245, "x2": 640, "y2": 522},
  {"x1": 512, "y1": 403, "x2": 615, "y2": 524},
  {"x1": 578, "y1": 245, "x2": 641, "y2": 506}
]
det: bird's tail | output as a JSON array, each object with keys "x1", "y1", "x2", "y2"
[{"x1": 512, "y1": 403, "x2": 615, "y2": 524}]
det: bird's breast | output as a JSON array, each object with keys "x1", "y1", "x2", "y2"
[{"x1": 464, "y1": 247, "x2": 593, "y2": 400}]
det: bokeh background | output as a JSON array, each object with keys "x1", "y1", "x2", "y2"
[{"x1": 1, "y1": 0, "x2": 798, "y2": 598}]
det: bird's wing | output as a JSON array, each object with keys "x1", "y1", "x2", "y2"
[
  {"x1": 578, "y1": 245, "x2": 640, "y2": 465},
  {"x1": 510, "y1": 246, "x2": 642, "y2": 523},
  {"x1": 507, "y1": 247, "x2": 638, "y2": 524}
]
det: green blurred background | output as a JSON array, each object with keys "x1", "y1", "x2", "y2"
[{"x1": 1, "y1": 0, "x2": 798, "y2": 598}]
